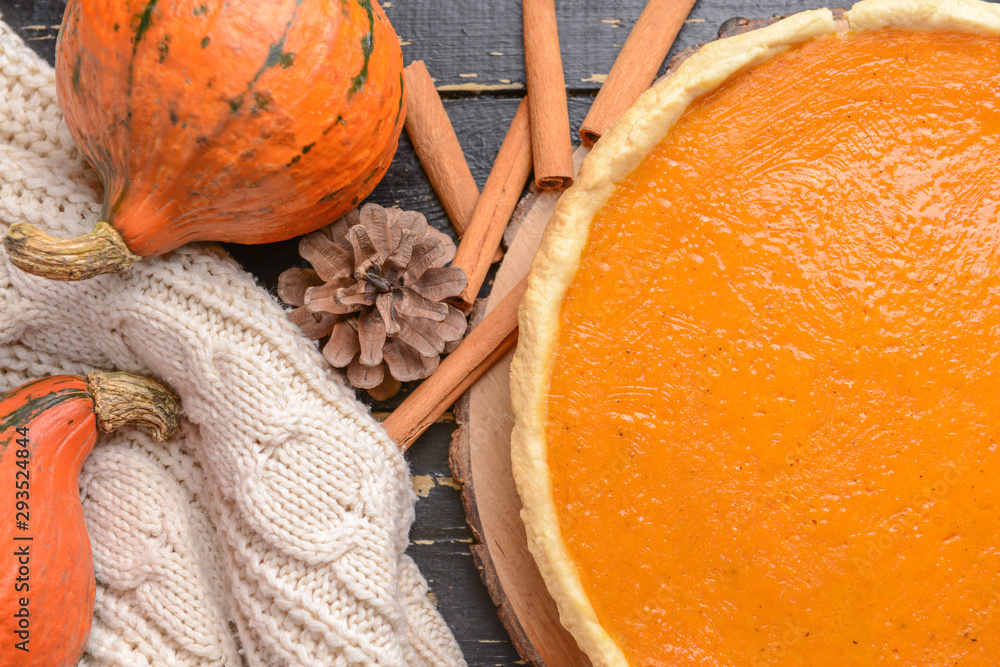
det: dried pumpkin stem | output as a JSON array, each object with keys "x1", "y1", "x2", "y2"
[
  {"x1": 3, "y1": 221, "x2": 141, "y2": 281},
  {"x1": 85, "y1": 371, "x2": 182, "y2": 441}
]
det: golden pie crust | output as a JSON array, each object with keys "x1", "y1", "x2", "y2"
[{"x1": 509, "y1": 1, "x2": 1000, "y2": 665}]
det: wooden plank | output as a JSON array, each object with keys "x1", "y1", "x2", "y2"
[
  {"x1": 408, "y1": 421, "x2": 523, "y2": 664},
  {"x1": 2, "y1": 0, "x2": 62, "y2": 64},
  {"x1": 382, "y1": 0, "x2": 781, "y2": 93},
  {"x1": 6, "y1": 0, "x2": 798, "y2": 94}
]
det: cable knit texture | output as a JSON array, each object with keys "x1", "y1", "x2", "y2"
[{"x1": 0, "y1": 18, "x2": 465, "y2": 667}]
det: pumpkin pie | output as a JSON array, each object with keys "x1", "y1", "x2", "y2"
[{"x1": 510, "y1": 0, "x2": 1000, "y2": 665}]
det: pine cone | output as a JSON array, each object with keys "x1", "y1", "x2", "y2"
[{"x1": 278, "y1": 203, "x2": 468, "y2": 400}]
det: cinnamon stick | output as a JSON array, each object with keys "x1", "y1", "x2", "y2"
[
  {"x1": 451, "y1": 99, "x2": 533, "y2": 308},
  {"x1": 403, "y1": 60, "x2": 481, "y2": 235},
  {"x1": 522, "y1": 0, "x2": 574, "y2": 190},
  {"x1": 579, "y1": 0, "x2": 697, "y2": 147},
  {"x1": 383, "y1": 277, "x2": 527, "y2": 450}
]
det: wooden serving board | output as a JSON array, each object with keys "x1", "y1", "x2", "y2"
[
  {"x1": 449, "y1": 14, "x2": 800, "y2": 665},
  {"x1": 450, "y1": 146, "x2": 591, "y2": 667}
]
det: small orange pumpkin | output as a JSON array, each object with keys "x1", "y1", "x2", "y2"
[
  {"x1": 0, "y1": 372, "x2": 180, "y2": 667},
  {"x1": 3, "y1": 0, "x2": 405, "y2": 281}
]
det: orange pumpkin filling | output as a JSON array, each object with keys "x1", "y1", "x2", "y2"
[{"x1": 547, "y1": 29, "x2": 1000, "y2": 665}]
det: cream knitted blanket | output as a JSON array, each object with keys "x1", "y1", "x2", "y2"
[{"x1": 0, "y1": 18, "x2": 465, "y2": 667}]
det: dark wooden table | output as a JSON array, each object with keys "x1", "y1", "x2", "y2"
[{"x1": 2, "y1": 0, "x2": 828, "y2": 663}]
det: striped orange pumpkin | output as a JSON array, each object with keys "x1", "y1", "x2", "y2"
[
  {"x1": 0, "y1": 372, "x2": 180, "y2": 666},
  {"x1": 4, "y1": 0, "x2": 405, "y2": 280}
]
